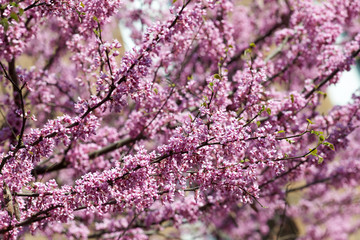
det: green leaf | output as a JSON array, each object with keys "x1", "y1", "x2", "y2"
[
  {"x1": 323, "y1": 142, "x2": 335, "y2": 150},
  {"x1": 189, "y1": 114, "x2": 193, "y2": 121},
  {"x1": 319, "y1": 135, "x2": 325, "y2": 142},
  {"x1": 316, "y1": 90, "x2": 327, "y2": 98},
  {"x1": 0, "y1": 18, "x2": 9, "y2": 32},
  {"x1": 93, "y1": 16, "x2": 98, "y2": 22},
  {"x1": 244, "y1": 48, "x2": 252, "y2": 56},
  {"x1": 80, "y1": 2, "x2": 85, "y2": 7},
  {"x1": 266, "y1": 108, "x2": 271, "y2": 115},
  {"x1": 10, "y1": 12, "x2": 19, "y2": 22},
  {"x1": 290, "y1": 94, "x2": 294, "y2": 103},
  {"x1": 249, "y1": 43, "x2": 256, "y2": 48},
  {"x1": 310, "y1": 148, "x2": 317, "y2": 156},
  {"x1": 172, "y1": 0, "x2": 177, "y2": 3},
  {"x1": 214, "y1": 74, "x2": 221, "y2": 79},
  {"x1": 306, "y1": 119, "x2": 313, "y2": 125},
  {"x1": 277, "y1": 130, "x2": 285, "y2": 134},
  {"x1": 18, "y1": 8, "x2": 24, "y2": 16},
  {"x1": 311, "y1": 130, "x2": 320, "y2": 136},
  {"x1": 208, "y1": 82, "x2": 214, "y2": 92},
  {"x1": 93, "y1": 28, "x2": 99, "y2": 36},
  {"x1": 260, "y1": 105, "x2": 265, "y2": 113},
  {"x1": 153, "y1": 88, "x2": 158, "y2": 94},
  {"x1": 318, "y1": 156, "x2": 324, "y2": 164},
  {"x1": 286, "y1": 139, "x2": 295, "y2": 144},
  {"x1": 256, "y1": 121, "x2": 261, "y2": 127}
]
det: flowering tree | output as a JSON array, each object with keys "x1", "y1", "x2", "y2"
[{"x1": 0, "y1": 0, "x2": 360, "y2": 239}]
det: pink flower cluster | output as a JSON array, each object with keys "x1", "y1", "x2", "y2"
[{"x1": 0, "y1": 0, "x2": 360, "y2": 239}]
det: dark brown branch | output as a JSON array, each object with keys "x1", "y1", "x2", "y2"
[
  {"x1": 32, "y1": 137, "x2": 140, "y2": 175},
  {"x1": 0, "y1": 59, "x2": 27, "y2": 173},
  {"x1": 265, "y1": 53, "x2": 300, "y2": 84},
  {"x1": 0, "y1": 204, "x2": 61, "y2": 234},
  {"x1": 287, "y1": 177, "x2": 332, "y2": 193},
  {"x1": 228, "y1": 17, "x2": 290, "y2": 65},
  {"x1": 89, "y1": 137, "x2": 140, "y2": 159},
  {"x1": 24, "y1": 1, "x2": 47, "y2": 12},
  {"x1": 8, "y1": 59, "x2": 26, "y2": 147},
  {"x1": 259, "y1": 160, "x2": 307, "y2": 189},
  {"x1": 304, "y1": 48, "x2": 360, "y2": 99}
]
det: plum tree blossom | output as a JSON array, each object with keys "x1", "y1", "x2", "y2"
[{"x1": 1, "y1": 0, "x2": 360, "y2": 239}]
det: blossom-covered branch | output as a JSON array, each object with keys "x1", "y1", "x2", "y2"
[{"x1": 1, "y1": 0, "x2": 360, "y2": 239}]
